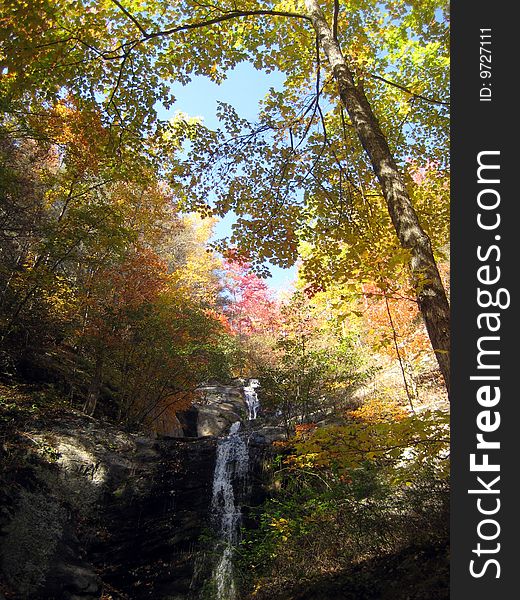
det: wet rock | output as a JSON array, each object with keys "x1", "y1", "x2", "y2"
[
  {"x1": 93, "y1": 436, "x2": 218, "y2": 599},
  {"x1": 43, "y1": 561, "x2": 101, "y2": 599}
]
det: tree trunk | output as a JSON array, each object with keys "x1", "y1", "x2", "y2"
[
  {"x1": 304, "y1": 0, "x2": 450, "y2": 396},
  {"x1": 83, "y1": 348, "x2": 104, "y2": 416}
]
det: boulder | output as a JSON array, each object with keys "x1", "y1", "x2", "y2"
[
  {"x1": 250, "y1": 426, "x2": 288, "y2": 444},
  {"x1": 178, "y1": 384, "x2": 249, "y2": 437},
  {"x1": 196, "y1": 404, "x2": 241, "y2": 437}
]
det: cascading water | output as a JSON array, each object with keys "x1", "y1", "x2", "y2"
[
  {"x1": 211, "y1": 421, "x2": 249, "y2": 599},
  {"x1": 243, "y1": 379, "x2": 260, "y2": 421}
]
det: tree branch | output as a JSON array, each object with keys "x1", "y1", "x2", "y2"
[
  {"x1": 110, "y1": 0, "x2": 148, "y2": 35},
  {"x1": 368, "y1": 72, "x2": 449, "y2": 107},
  {"x1": 142, "y1": 10, "x2": 311, "y2": 43},
  {"x1": 333, "y1": 0, "x2": 340, "y2": 41},
  {"x1": 384, "y1": 293, "x2": 415, "y2": 413}
]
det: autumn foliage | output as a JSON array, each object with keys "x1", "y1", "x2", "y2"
[
  {"x1": 0, "y1": 4, "x2": 451, "y2": 597},
  {"x1": 221, "y1": 257, "x2": 280, "y2": 336},
  {"x1": 0, "y1": 131, "x2": 235, "y2": 431}
]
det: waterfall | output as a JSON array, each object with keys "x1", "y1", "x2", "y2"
[
  {"x1": 243, "y1": 379, "x2": 260, "y2": 421},
  {"x1": 211, "y1": 421, "x2": 249, "y2": 599}
]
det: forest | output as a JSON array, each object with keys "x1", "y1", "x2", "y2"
[{"x1": 0, "y1": 1, "x2": 450, "y2": 599}]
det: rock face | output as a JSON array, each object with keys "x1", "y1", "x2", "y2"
[
  {"x1": 178, "y1": 385, "x2": 247, "y2": 438},
  {"x1": 249, "y1": 426, "x2": 287, "y2": 445},
  {"x1": 0, "y1": 414, "x2": 218, "y2": 599},
  {"x1": 181, "y1": 383, "x2": 286, "y2": 442},
  {"x1": 0, "y1": 383, "x2": 276, "y2": 600},
  {"x1": 93, "y1": 435, "x2": 218, "y2": 599}
]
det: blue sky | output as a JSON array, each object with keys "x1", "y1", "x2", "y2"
[{"x1": 158, "y1": 63, "x2": 297, "y2": 295}]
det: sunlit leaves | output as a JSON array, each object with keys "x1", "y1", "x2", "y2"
[
  {"x1": 220, "y1": 256, "x2": 280, "y2": 336},
  {"x1": 2, "y1": 0, "x2": 449, "y2": 297},
  {"x1": 283, "y1": 399, "x2": 449, "y2": 482}
]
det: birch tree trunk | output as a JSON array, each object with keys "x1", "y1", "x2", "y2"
[{"x1": 304, "y1": 0, "x2": 451, "y2": 396}]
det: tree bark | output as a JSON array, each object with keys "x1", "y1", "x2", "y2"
[
  {"x1": 304, "y1": 0, "x2": 450, "y2": 396},
  {"x1": 83, "y1": 348, "x2": 104, "y2": 416}
]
